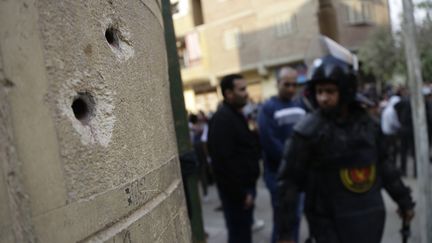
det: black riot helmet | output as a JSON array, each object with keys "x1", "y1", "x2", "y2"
[{"x1": 305, "y1": 35, "x2": 359, "y2": 107}]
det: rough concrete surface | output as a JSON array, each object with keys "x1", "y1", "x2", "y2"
[
  {"x1": 0, "y1": 0, "x2": 191, "y2": 242},
  {"x1": 0, "y1": 53, "x2": 35, "y2": 243}
]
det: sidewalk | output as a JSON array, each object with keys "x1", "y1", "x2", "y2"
[{"x1": 201, "y1": 177, "x2": 420, "y2": 243}]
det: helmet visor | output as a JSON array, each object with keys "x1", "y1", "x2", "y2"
[{"x1": 305, "y1": 35, "x2": 359, "y2": 79}]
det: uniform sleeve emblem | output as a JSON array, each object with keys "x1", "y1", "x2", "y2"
[{"x1": 340, "y1": 164, "x2": 376, "y2": 193}]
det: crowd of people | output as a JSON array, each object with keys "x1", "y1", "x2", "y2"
[
  {"x1": 185, "y1": 36, "x2": 418, "y2": 243},
  {"x1": 375, "y1": 84, "x2": 432, "y2": 177}
]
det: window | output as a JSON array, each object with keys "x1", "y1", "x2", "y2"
[
  {"x1": 192, "y1": 0, "x2": 204, "y2": 26},
  {"x1": 185, "y1": 32, "x2": 202, "y2": 66},
  {"x1": 347, "y1": 1, "x2": 374, "y2": 25},
  {"x1": 177, "y1": 33, "x2": 202, "y2": 68},
  {"x1": 176, "y1": 38, "x2": 188, "y2": 68},
  {"x1": 223, "y1": 28, "x2": 242, "y2": 50},
  {"x1": 274, "y1": 14, "x2": 297, "y2": 37}
]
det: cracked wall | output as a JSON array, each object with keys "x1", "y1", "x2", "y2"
[{"x1": 0, "y1": 0, "x2": 191, "y2": 242}]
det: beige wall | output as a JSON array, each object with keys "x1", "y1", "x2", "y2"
[
  {"x1": 174, "y1": 0, "x2": 391, "y2": 112},
  {"x1": 173, "y1": 0, "x2": 196, "y2": 37},
  {"x1": 337, "y1": 0, "x2": 391, "y2": 49},
  {"x1": 184, "y1": 89, "x2": 197, "y2": 112},
  {"x1": 204, "y1": 13, "x2": 259, "y2": 76},
  {"x1": 200, "y1": 0, "x2": 390, "y2": 77},
  {"x1": 201, "y1": 0, "x2": 253, "y2": 23},
  {"x1": 195, "y1": 0, "x2": 319, "y2": 78},
  {"x1": 255, "y1": 0, "x2": 318, "y2": 65},
  {"x1": 0, "y1": 0, "x2": 191, "y2": 242}
]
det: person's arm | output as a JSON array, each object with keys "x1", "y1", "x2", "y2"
[
  {"x1": 277, "y1": 133, "x2": 309, "y2": 242},
  {"x1": 257, "y1": 104, "x2": 284, "y2": 163}
]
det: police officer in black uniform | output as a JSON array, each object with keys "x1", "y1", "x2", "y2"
[{"x1": 276, "y1": 36, "x2": 415, "y2": 243}]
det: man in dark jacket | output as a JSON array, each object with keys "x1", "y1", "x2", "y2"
[
  {"x1": 208, "y1": 74, "x2": 261, "y2": 243},
  {"x1": 394, "y1": 97, "x2": 415, "y2": 177},
  {"x1": 277, "y1": 36, "x2": 414, "y2": 243}
]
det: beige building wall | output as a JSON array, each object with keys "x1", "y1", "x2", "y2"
[
  {"x1": 336, "y1": 0, "x2": 391, "y2": 48},
  {"x1": 201, "y1": 0, "x2": 253, "y2": 23},
  {"x1": 256, "y1": 1, "x2": 319, "y2": 65},
  {"x1": 174, "y1": 0, "x2": 391, "y2": 111},
  {"x1": 260, "y1": 71, "x2": 278, "y2": 101},
  {"x1": 204, "y1": 13, "x2": 259, "y2": 76},
  {"x1": 180, "y1": 27, "x2": 211, "y2": 85},
  {"x1": 173, "y1": 0, "x2": 197, "y2": 37},
  {"x1": 0, "y1": 0, "x2": 191, "y2": 242},
  {"x1": 184, "y1": 89, "x2": 197, "y2": 112}
]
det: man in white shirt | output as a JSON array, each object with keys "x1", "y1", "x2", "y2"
[{"x1": 381, "y1": 95, "x2": 401, "y2": 165}]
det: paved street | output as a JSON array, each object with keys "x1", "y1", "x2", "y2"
[{"x1": 201, "y1": 173, "x2": 420, "y2": 243}]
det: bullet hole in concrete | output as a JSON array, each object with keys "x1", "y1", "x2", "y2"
[
  {"x1": 125, "y1": 188, "x2": 130, "y2": 194},
  {"x1": 71, "y1": 92, "x2": 95, "y2": 124},
  {"x1": 105, "y1": 27, "x2": 119, "y2": 48}
]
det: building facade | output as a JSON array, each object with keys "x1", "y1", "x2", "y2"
[{"x1": 172, "y1": 0, "x2": 391, "y2": 113}]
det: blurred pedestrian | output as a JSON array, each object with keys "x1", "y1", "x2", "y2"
[
  {"x1": 381, "y1": 94, "x2": 401, "y2": 166},
  {"x1": 395, "y1": 86, "x2": 432, "y2": 176},
  {"x1": 423, "y1": 86, "x2": 432, "y2": 154},
  {"x1": 198, "y1": 110, "x2": 215, "y2": 189},
  {"x1": 192, "y1": 111, "x2": 211, "y2": 200},
  {"x1": 258, "y1": 66, "x2": 306, "y2": 243},
  {"x1": 394, "y1": 96, "x2": 415, "y2": 177},
  {"x1": 277, "y1": 36, "x2": 415, "y2": 243},
  {"x1": 207, "y1": 74, "x2": 261, "y2": 243}
]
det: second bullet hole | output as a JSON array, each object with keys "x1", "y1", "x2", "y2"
[
  {"x1": 72, "y1": 92, "x2": 95, "y2": 125},
  {"x1": 105, "y1": 27, "x2": 119, "y2": 48}
]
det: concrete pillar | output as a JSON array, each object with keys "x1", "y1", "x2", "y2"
[{"x1": 0, "y1": 0, "x2": 191, "y2": 242}]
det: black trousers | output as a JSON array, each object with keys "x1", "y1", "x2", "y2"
[
  {"x1": 383, "y1": 134, "x2": 399, "y2": 166},
  {"x1": 400, "y1": 134, "x2": 416, "y2": 177},
  {"x1": 217, "y1": 186, "x2": 254, "y2": 243}
]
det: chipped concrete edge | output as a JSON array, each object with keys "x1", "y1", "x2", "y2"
[{"x1": 0, "y1": 38, "x2": 35, "y2": 243}]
